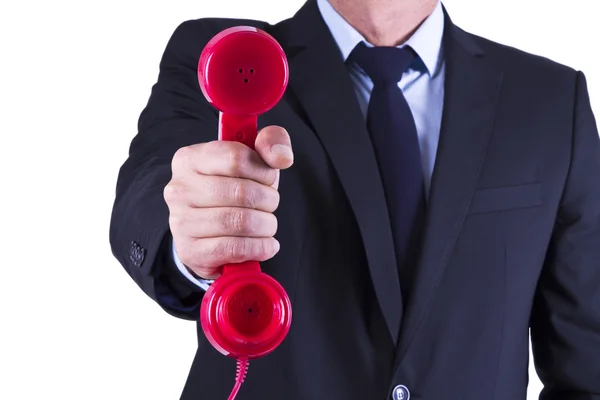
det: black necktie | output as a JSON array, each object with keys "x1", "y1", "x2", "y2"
[{"x1": 349, "y1": 42, "x2": 426, "y2": 299}]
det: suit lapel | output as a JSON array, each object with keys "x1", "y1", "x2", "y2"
[
  {"x1": 271, "y1": 1, "x2": 404, "y2": 344},
  {"x1": 395, "y1": 15, "x2": 504, "y2": 363}
]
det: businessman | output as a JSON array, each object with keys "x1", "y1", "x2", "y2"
[{"x1": 109, "y1": 0, "x2": 600, "y2": 398}]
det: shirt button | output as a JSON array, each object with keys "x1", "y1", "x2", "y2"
[{"x1": 392, "y1": 385, "x2": 410, "y2": 400}]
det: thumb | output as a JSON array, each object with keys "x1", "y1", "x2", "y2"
[{"x1": 254, "y1": 125, "x2": 294, "y2": 170}]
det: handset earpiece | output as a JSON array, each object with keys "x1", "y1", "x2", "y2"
[{"x1": 197, "y1": 26, "x2": 292, "y2": 400}]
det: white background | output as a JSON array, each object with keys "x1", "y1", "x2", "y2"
[{"x1": 0, "y1": 0, "x2": 598, "y2": 399}]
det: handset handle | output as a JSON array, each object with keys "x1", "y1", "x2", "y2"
[{"x1": 218, "y1": 112, "x2": 263, "y2": 276}]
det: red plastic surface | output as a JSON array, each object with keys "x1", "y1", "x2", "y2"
[
  {"x1": 198, "y1": 26, "x2": 289, "y2": 116},
  {"x1": 201, "y1": 262, "x2": 292, "y2": 359},
  {"x1": 197, "y1": 26, "x2": 292, "y2": 360}
]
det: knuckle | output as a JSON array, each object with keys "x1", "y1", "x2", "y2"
[
  {"x1": 228, "y1": 209, "x2": 252, "y2": 235},
  {"x1": 193, "y1": 240, "x2": 219, "y2": 268},
  {"x1": 232, "y1": 181, "x2": 248, "y2": 205},
  {"x1": 225, "y1": 145, "x2": 247, "y2": 176},
  {"x1": 172, "y1": 146, "x2": 192, "y2": 171},
  {"x1": 174, "y1": 240, "x2": 193, "y2": 265},
  {"x1": 202, "y1": 175, "x2": 221, "y2": 203},
  {"x1": 247, "y1": 187, "x2": 263, "y2": 209},
  {"x1": 176, "y1": 239, "x2": 220, "y2": 275},
  {"x1": 163, "y1": 184, "x2": 174, "y2": 203},
  {"x1": 232, "y1": 181, "x2": 262, "y2": 209},
  {"x1": 227, "y1": 237, "x2": 248, "y2": 260},
  {"x1": 168, "y1": 214, "x2": 185, "y2": 231},
  {"x1": 163, "y1": 182, "x2": 185, "y2": 204},
  {"x1": 209, "y1": 237, "x2": 232, "y2": 262}
]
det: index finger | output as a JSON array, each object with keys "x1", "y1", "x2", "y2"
[{"x1": 179, "y1": 140, "x2": 279, "y2": 187}]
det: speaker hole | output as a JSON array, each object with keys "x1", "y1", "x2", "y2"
[
  {"x1": 244, "y1": 79, "x2": 248, "y2": 83},
  {"x1": 250, "y1": 69, "x2": 254, "y2": 73},
  {"x1": 227, "y1": 284, "x2": 273, "y2": 337},
  {"x1": 238, "y1": 68, "x2": 243, "y2": 73}
]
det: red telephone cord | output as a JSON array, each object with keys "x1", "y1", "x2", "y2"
[{"x1": 227, "y1": 358, "x2": 250, "y2": 400}]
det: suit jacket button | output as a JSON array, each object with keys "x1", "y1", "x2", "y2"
[
  {"x1": 129, "y1": 241, "x2": 146, "y2": 267},
  {"x1": 392, "y1": 385, "x2": 410, "y2": 400}
]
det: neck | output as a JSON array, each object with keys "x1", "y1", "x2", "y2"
[{"x1": 328, "y1": 0, "x2": 438, "y2": 46}]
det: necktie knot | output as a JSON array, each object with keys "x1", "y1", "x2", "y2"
[{"x1": 348, "y1": 42, "x2": 416, "y2": 84}]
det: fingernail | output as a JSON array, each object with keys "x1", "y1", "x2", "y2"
[
  {"x1": 273, "y1": 238, "x2": 281, "y2": 253},
  {"x1": 270, "y1": 144, "x2": 293, "y2": 161}
]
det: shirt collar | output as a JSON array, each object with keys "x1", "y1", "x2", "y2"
[{"x1": 316, "y1": 0, "x2": 445, "y2": 76}]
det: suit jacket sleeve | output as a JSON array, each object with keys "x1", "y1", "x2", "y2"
[
  {"x1": 109, "y1": 20, "x2": 221, "y2": 320},
  {"x1": 531, "y1": 71, "x2": 600, "y2": 399}
]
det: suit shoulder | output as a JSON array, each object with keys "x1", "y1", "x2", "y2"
[
  {"x1": 173, "y1": 17, "x2": 270, "y2": 43},
  {"x1": 165, "y1": 17, "x2": 271, "y2": 57},
  {"x1": 466, "y1": 30, "x2": 578, "y2": 78}
]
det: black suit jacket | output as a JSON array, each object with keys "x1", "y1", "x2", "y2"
[{"x1": 109, "y1": 1, "x2": 600, "y2": 399}]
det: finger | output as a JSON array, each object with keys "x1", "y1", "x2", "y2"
[
  {"x1": 169, "y1": 207, "x2": 278, "y2": 239},
  {"x1": 164, "y1": 175, "x2": 280, "y2": 212},
  {"x1": 173, "y1": 141, "x2": 279, "y2": 187},
  {"x1": 254, "y1": 126, "x2": 294, "y2": 170},
  {"x1": 189, "y1": 268, "x2": 221, "y2": 281},
  {"x1": 271, "y1": 169, "x2": 280, "y2": 190},
  {"x1": 180, "y1": 236, "x2": 281, "y2": 272}
]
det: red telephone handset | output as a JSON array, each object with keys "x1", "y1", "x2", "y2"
[{"x1": 197, "y1": 27, "x2": 292, "y2": 399}]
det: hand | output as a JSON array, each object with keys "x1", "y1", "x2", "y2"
[{"x1": 164, "y1": 126, "x2": 294, "y2": 280}]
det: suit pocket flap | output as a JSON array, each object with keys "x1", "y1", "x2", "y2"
[{"x1": 468, "y1": 183, "x2": 541, "y2": 214}]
